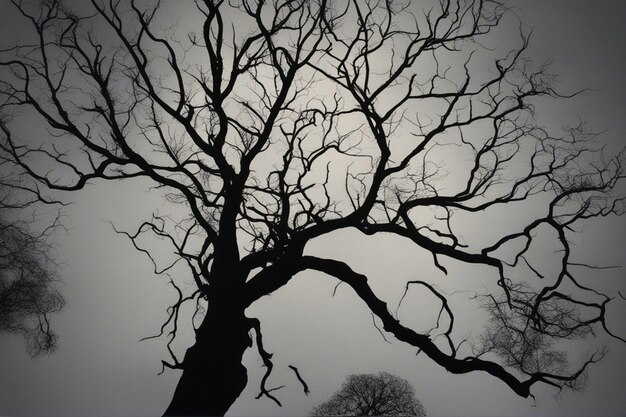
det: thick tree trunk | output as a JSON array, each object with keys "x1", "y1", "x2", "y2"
[{"x1": 164, "y1": 299, "x2": 251, "y2": 416}]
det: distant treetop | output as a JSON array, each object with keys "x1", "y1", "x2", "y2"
[{"x1": 312, "y1": 372, "x2": 426, "y2": 416}]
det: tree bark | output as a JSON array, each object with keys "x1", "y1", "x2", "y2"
[{"x1": 164, "y1": 298, "x2": 251, "y2": 416}]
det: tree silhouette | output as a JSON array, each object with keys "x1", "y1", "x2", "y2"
[
  {"x1": 0, "y1": 0, "x2": 624, "y2": 415},
  {"x1": 0, "y1": 181, "x2": 64, "y2": 356},
  {"x1": 312, "y1": 372, "x2": 426, "y2": 416}
]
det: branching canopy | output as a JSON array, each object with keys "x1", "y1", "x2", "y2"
[
  {"x1": 312, "y1": 372, "x2": 426, "y2": 416},
  {"x1": 0, "y1": 183, "x2": 64, "y2": 356},
  {"x1": 0, "y1": 0, "x2": 623, "y2": 405}
]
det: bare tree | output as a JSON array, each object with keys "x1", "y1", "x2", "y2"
[
  {"x1": 0, "y1": 0, "x2": 624, "y2": 415},
  {"x1": 0, "y1": 180, "x2": 64, "y2": 356},
  {"x1": 312, "y1": 372, "x2": 426, "y2": 416}
]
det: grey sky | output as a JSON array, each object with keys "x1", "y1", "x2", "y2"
[{"x1": 0, "y1": 1, "x2": 625, "y2": 416}]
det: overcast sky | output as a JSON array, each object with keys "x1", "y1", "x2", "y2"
[{"x1": 0, "y1": 1, "x2": 625, "y2": 416}]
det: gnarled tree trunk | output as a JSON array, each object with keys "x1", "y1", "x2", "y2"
[{"x1": 164, "y1": 298, "x2": 251, "y2": 416}]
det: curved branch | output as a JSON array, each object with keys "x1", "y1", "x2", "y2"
[
  {"x1": 248, "y1": 317, "x2": 283, "y2": 407},
  {"x1": 299, "y1": 255, "x2": 599, "y2": 398}
]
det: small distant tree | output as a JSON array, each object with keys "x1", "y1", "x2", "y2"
[
  {"x1": 312, "y1": 372, "x2": 426, "y2": 416},
  {"x1": 0, "y1": 183, "x2": 64, "y2": 356}
]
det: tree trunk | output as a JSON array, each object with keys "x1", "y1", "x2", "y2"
[{"x1": 164, "y1": 299, "x2": 251, "y2": 416}]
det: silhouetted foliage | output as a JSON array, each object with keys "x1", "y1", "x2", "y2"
[
  {"x1": 0, "y1": 0, "x2": 624, "y2": 415},
  {"x1": 312, "y1": 372, "x2": 426, "y2": 416}
]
